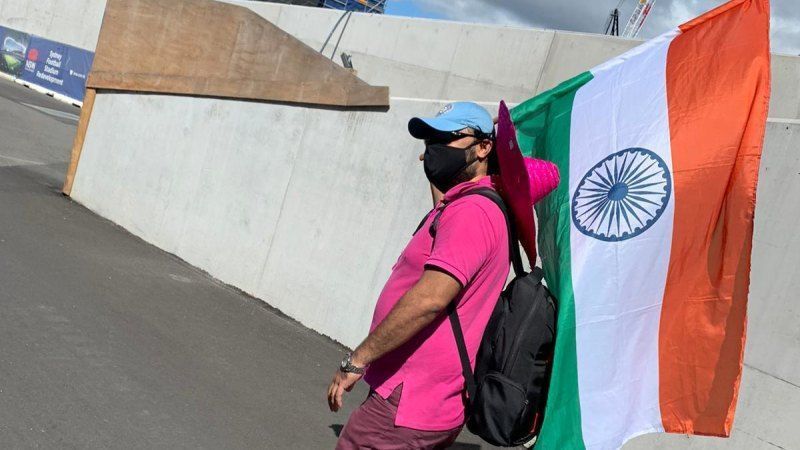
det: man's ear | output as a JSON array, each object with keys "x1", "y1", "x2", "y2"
[{"x1": 477, "y1": 140, "x2": 493, "y2": 160}]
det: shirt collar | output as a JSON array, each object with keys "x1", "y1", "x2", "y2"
[{"x1": 441, "y1": 176, "x2": 494, "y2": 204}]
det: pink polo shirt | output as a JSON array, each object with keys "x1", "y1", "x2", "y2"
[{"x1": 363, "y1": 176, "x2": 510, "y2": 431}]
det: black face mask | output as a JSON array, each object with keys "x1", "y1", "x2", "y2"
[{"x1": 423, "y1": 142, "x2": 476, "y2": 194}]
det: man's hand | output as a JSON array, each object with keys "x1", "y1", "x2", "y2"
[
  {"x1": 327, "y1": 369, "x2": 363, "y2": 412},
  {"x1": 326, "y1": 270, "x2": 460, "y2": 412}
]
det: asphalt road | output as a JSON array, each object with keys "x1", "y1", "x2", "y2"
[{"x1": 0, "y1": 78, "x2": 488, "y2": 449}]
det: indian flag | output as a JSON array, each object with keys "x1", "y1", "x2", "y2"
[{"x1": 510, "y1": 1, "x2": 771, "y2": 449}]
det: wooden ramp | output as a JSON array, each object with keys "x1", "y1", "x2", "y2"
[{"x1": 87, "y1": 0, "x2": 390, "y2": 107}]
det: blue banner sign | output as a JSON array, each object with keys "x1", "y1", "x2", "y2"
[
  {"x1": 21, "y1": 35, "x2": 94, "y2": 102},
  {"x1": 0, "y1": 26, "x2": 31, "y2": 77}
]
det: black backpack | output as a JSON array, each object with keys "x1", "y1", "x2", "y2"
[{"x1": 426, "y1": 187, "x2": 558, "y2": 448}]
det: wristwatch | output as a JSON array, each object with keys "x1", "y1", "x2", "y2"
[{"x1": 339, "y1": 353, "x2": 366, "y2": 375}]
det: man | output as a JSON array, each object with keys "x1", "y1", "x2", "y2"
[{"x1": 327, "y1": 102, "x2": 511, "y2": 449}]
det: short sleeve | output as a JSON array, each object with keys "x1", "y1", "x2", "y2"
[{"x1": 425, "y1": 198, "x2": 505, "y2": 286}]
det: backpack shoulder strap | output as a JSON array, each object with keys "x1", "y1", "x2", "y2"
[
  {"x1": 431, "y1": 186, "x2": 527, "y2": 409},
  {"x1": 467, "y1": 188, "x2": 525, "y2": 277},
  {"x1": 431, "y1": 187, "x2": 525, "y2": 276},
  {"x1": 412, "y1": 209, "x2": 435, "y2": 236},
  {"x1": 448, "y1": 301, "x2": 476, "y2": 406}
]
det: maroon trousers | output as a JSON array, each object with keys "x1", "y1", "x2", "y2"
[{"x1": 336, "y1": 385, "x2": 463, "y2": 450}]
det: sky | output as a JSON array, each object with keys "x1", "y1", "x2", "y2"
[{"x1": 384, "y1": 0, "x2": 800, "y2": 56}]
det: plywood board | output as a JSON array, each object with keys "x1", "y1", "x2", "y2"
[{"x1": 88, "y1": 0, "x2": 389, "y2": 107}]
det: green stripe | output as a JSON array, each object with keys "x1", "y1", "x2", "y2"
[{"x1": 511, "y1": 71, "x2": 593, "y2": 450}]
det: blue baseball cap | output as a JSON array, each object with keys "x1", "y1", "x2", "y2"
[{"x1": 408, "y1": 102, "x2": 495, "y2": 140}]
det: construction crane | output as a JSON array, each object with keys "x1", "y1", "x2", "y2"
[
  {"x1": 604, "y1": 0, "x2": 625, "y2": 36},
  {"x1": 623, "y1": 0, "x2": 657, "y2": 38},
  {"x1": 604, "y1": 0, "x2": 657, "y2": 39}
]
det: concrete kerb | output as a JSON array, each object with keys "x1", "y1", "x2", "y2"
[
  {"x1": 0, "y1": 72, "x2": 83, "y2": 108},
  {"x1": 15, "y1": 79, "x2": 83, "y2": 107}
]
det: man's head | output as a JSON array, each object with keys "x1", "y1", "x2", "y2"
[{"x1": 408, "y1": 102, "x2": 495, "y2": 194}]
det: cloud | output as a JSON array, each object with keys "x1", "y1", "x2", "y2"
[{"x1": 392, "y1": 0, "x2": 799, "y2": 55}]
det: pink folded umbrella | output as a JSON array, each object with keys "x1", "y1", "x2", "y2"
[{"x1": 493, "y1": 101, "x2": 560, "y2": 266}]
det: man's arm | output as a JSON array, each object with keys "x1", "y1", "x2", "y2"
[
  {"x1": 327, "y1": 199, "x2": 500, "y2": 412},
  {"x1": 327, "y1": 269, "x2": 461, "y2": 412},
  {"x1": 352, "y1": 268, "x2": 460, "y2": 367}
]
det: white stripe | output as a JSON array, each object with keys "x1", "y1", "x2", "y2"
[
  {"x1": 767, "y1": 117, "x2": 800, "y2": 124},
  {"x1": 388, "y1": 96, "x2": 517, "y2": 107},
  {"x1": 0, "y1": 153, "x2": 46, "y2": 166},
  {"x1": 569, "y1": 29, "x2": 679, "y2": 449},
  {"x1": 21, "y1": 102, "x2": 80, "y2": 121}
]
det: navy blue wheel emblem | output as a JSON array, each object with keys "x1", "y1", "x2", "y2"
[{"x1": 572, "y1": 148, "x2": 671, "y2": 242}]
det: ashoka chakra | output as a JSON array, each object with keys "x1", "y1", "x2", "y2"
[{"x1": 571, "y1": 148, "x2": 671, "y2": 242}]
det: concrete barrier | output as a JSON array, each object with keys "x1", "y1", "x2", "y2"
[
  {"x1": 0, "y1": 0, "x2": 106, "y2": 51},
  {"x1": 4, "y1": 0, "x2": 796, "y2": 118},
  {"x1": 234, "y1": 2, "x2": 798, "y2": 119},
  {"x1": 70, "y1": 94, "x2": 448, "y2": 347}
]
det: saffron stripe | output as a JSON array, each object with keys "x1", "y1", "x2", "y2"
[{"x1": 660, "y1": 0, "x2": 771, "y2": 435}]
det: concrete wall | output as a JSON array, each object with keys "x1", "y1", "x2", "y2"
[
  {"x1": 0, "y1": 0, "x2": 106, "y2": 50},
  {"x1": 223, "y1": 1, "x2": 800, "y2": 119},
  {"x1": 70, "y1": 94, "x2": 446, "y2": 349},
  {"x1": 2, "y1": 0, "x2": 798, "y2": 118}
]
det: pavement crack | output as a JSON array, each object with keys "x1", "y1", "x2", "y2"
[
  {"x1": 744, "y1": 363, "x2": 800, "y2": 389},
  {"x1": 735, "y1": 427, "x2": 786, "y2": 449}
]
